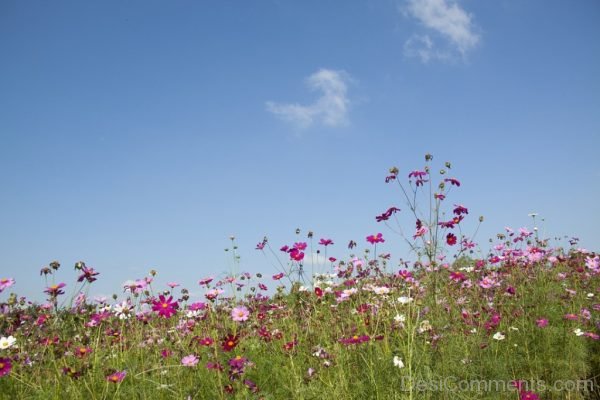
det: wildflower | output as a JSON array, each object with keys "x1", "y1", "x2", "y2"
[
  {"x1": 166, "y1": 282, "x2": 180, "y2": 289},
  {"x1": 113, "y1": 301, "x2": 134, "y2": 320},
  {"x1": 204, "y1": 288, "x2": 223, "y2": 301},
  {"x1": 0, "y1": 336, "x2": 16, "y2": 350},
  {"x1": 492, "y1": 332, "x2": 505, "y2": 341},
  {"x1": 453, "y1": 205, "x2": 469, "y2": 216},
  {"x1": 44, "y1": 283, "x2": 66, "y2": 297},
  {"x1": 272, "y1": 273, "x2": 284, "y2": 280},
  {"x1": 181, "y1": 355, "x2": 199, "y2": 367},
  {"x1": 372, "y1": 286, "x2": 390, "y2": 295},
  {"x1": 293, "y1": 242, "x2": 307, "y2": 251},
  {"x1": 520, "y1": 391, "x2": 541, "y2": 400},
  {"x1": 339, "y1": 335, "x2": 370, "y2": 345},
  {"x1": 397, "y1": 296, "x2": 413, "y2": 305},
  {"x1": 366, "y1": 233, "x2": 385, "y2": 244},
  {"x1": 0, "y1": 278, "x2": 15, "y2": 292},
  {"x1": 106, "y1": 370, "x2": 127, "y2": 383},
  {"x1": 573, "y1": 328, "x2": 584, "y2": 336},
  {"x1": 222, "y1": 334, "x2": 239, "y2": 352},
  {"x1": 198, "y1": 337, "x2": 214, "y2": 346},
  {"x1": 446, "y1": 233, "x2": 457, "y2": 246},
  {"x1": 75, "y1": 346, "x2": 92, "y2": 358},
  {"x1": 231, "y1": 306, "x2": 250, "y2": 322},
  {"x1": 393, "y1": 356, "x2": 405, "y2": 368},
  {"x1": 536, "y1": 319, "x2": 548, "y2": 328},
  {"x1": 444, "y1": 178, "x2": 460, "y2": 187},
  {"x1": 0, "y1": 358, "x2": 12, "y2": 377},
  {"x1": 319, "y1": 238, "x2": 334, "y2": 246},
  {"x1": 77, "y1": 267, "x2": 99, "y2": 283},
  {"x1": 314, "y1": 287, "x2": 323, "y2": 298},
  {"x1": 394, "y1": 314, "x2": 406, "y2": 323},
  {"x1": 413, "y1": 226, "x2": 428, "y2": 239},
  {"x1": 289, "y1": 249, "x2": 305, "y2": 261},
  {"x1": 198, "y1": 277, "x2": 214, "y2": 286},
  {"x1": 151, "y1": 295, "x2": 179, "y2": 318}
]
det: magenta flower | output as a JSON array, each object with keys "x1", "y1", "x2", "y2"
[
  {"x1": 44, "y1": 283, "x2": 66, "y2": 297},
  {"x1": 231, "y1": 306, "x2": 250, "y2": 322},
  {"x1": 453, "y1": 205, "x2": 469, "y2": 216},
  {"x1": 77, "y1": 267, "x2": 99, "y2": 283},
  {"x1": 166, "y1": 282, "x2": 180, "y2": 289},
  {"x1": 151, "y1": 295, "x2": 179, "y2": 318},
  {"x1": 444, "y1": 178, "x2": 461, "y2": 187},
  {"x1": 289, "y1": 249, "x2": 304, "y2": 261},
  {"x1": 106, "y1": 370, "x2": 126, "y2": 383},
  {"x1": 366, "y1": 233, "x2": 385, "y2": 244},
  {"x1": 198, "y1": 277, "x2": 214, "y2": 286},
  {"x1": 181, "y1": 354, "x2": 199, "y2": 367},
  {"x1": 446, "y1": 233, "x2": 457, "y2": 246},
  {"x1": 0, "y1": 358, "x2": 12, "y2": 377},
  {"x1": 0, "y1": 278, "x2": 16, "y2": 292},
  {"x1": 293, "y1": 242, "x2": 307, "y2": 251},
  {"x1": 536, "y1": 318, "x2": 548, "y2": 328},
  {"x1": 319, "y1": 238, "x2": 334, "y2": 246},
  {"x1": 273, "y1": 273, "x2": 284, "y2": 280},
  {"x1": 413, "y1": 226, "x2": 428, "y2": 239}
]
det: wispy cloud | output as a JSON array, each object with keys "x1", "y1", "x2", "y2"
[
  {"x1": 402, "y1": 0, "x2": 480, "y2": 62},
  {"x1": 266, "y1": 69, "x2": 351, "y2": 129}
]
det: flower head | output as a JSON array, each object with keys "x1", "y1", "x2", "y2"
[
  {"x1": 393, "y1": 356, "x2": 405, "y2": 368},
  {"x1": 366, "y1": 233, "x2": 385, "y2": 244},
  {"x1": 221, "y1": 334, "x2": 239, "y2": 352},
  {"x1": 181, "y1": 354, "x2": 199, "y2": 367},
  {"x1": 0, "y1": 278, "x2": 15, "y2": 292},
  {"x1": 231, "y1": 306, "x2": 250, "y2": 322},
  {"x1": 106, "y1": 370, "x2": 126, "y2": 383},
  {"x1": 0, "y1": 336, "x2": 17, "y2": 350},
  {"x1": 0, "y1": 358, "x2": 12, "y2": 377},
  {"x1": 151, "y1": 295, "x2": 179, "y2": 318}
]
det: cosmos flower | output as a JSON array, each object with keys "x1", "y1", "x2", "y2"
[
  {"x1": 106, "y1": 370, "x2": 126, "y2": 383},
  {"x1": 44, "y1": 283, "x2": 66, "y2": 297},
  {"x1": 151, "y1": 295, "x2": 179, "y2": 318},
  {"x1": 536, "y1": 319, "x2": 548, "y2": 328},
  {"x1": 393, "y1": 356, "x2": 405, "y2": 368},
  {"x1": 231, "y1": 306, "x2": 250, "y2": 322},
  {"x1": 0, "y1": 278, "x2": 16, "y2": 293},
  {"x1": 181, "y1": 355, "x2": 199, "y2": 367},
  {"x1": 0, "y1": 336, "x2": 16, "y2": 350},
  {"x1": 0, "y1": 358, "x2": 12, "y2": 377},
  {"x1": 222, "y1": 334, "x2": 239, "y2": 352},
  {"x1": 318, "y1": 238, "x2": 334, "y2": 246},
  {"x1": 492, "y1": 332, "x2": 505, "y2": 341},
  {"x1": 366, "y1": 233, "x2": 385, "y2": 244}
]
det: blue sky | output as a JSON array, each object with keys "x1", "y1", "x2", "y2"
[{"x1": 1, "y1": 0, "x2": 599, "y2": 302}]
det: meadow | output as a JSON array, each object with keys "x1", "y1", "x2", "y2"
[{"x1": 1, "y1": 155, "x2": 599, "y2": 400}]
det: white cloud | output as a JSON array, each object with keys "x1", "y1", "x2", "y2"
[
  {"x1": 403, "y1": 0, "x2": 480, "y2": 62},
  {"x1": 266, "y1": 69, "x2": 350, "y2": 128}
]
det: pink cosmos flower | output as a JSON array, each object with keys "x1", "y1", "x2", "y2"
[
  {"x1": 231, "y1": 306, "x2": 250, "y2": 322},
  {"x1": 319, "y1": 238, "x2": 334, "y2": 246},
  {"x1": 151, "y1": 295, "x2": 179, "y2": 318},
  {"x1": 446, "y1": 233, "x2": 457, "y2": 246},
  {"x1": 366, "y1": 233, "x2": 385, "y2": 244},
  {"x1": 106, "y1": 370, "x2": 126, "y2": 383},
  {"x1": 289, "y1": 249, "x2": 305, "y2": 261},
  {"x1": 44, "y1": 283, "x2": 66, "y2": 297},
  {"x1": 166, "y1": 282, "x2": 180, "y2": 289},
  {"x1": 293, "y1": 242, "x2": 307, "y2": 251},
  {"x1": 536, "y1": 319, "x2": 548, "y2": 328},
  {"x1": 413, "y1": 226, "x2": 428, "y2": 240},
  {"x1": 273, "y1": 273, "x2": 284, "y2": 280},
  {"x1": 0, "y1": 358, "x2": 12, "y2": 377},
  {"x1": 181, "y1": 355, "x2": 199, "y2": 367},
  {"x1": 0, "y1": 278, "x2": 15, "y2": 293},
  {"x1": 198, "y1": 277, "x2": 214, "y2": 286}
]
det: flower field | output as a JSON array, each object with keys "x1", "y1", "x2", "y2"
[{"x1": 1, "y1": 156, "x2": 599, "y2": 400}]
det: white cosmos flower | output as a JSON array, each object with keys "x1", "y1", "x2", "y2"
[
  {"x1": 0, "y1": 335, "x2": 17, "y2": 349},
  {"x1": 393, "y1": 356, "x2": 404, "y2": 368},
  {"x1": 397, "y1": 296, "x2": 413, "y2": 305},
  {"x1": 573, "y1": 328, "x2": 585, "y2": 336},
  {"x1": 394, "y1": 314, "x2": 406, "y2": 323},
  {"x1": 492, "y1": 332, "x2": 505, "y2": 341}
]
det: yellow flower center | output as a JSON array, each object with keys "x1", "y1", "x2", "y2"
[{"x1": 162, "y1": 303, "x2": 168, "y2": 308}]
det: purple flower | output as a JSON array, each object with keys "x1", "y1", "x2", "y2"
[{"x1": 0, "y1": 357, "x2": 12, "y2": 377}]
